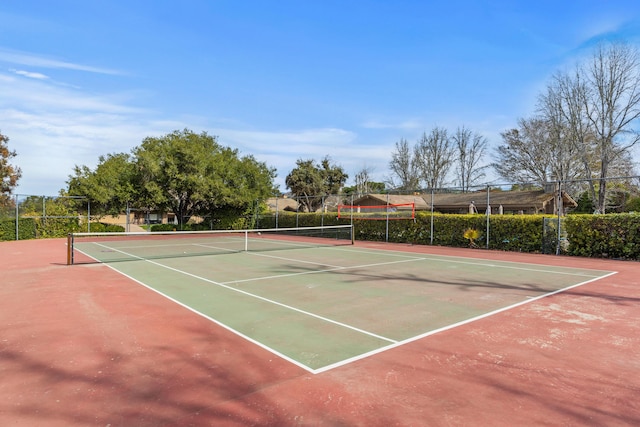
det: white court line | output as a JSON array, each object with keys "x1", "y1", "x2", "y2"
[
  {"x1": 223, "y1": 252, "x2": 428, "y2": 285},
  {"x1": 243, "y1": 250, "x2": 344, "y2": 268},
  {"x1": 312, "y1": 270, "x2": 618, "y2": 374},
  {"x1": 89, "y1": 242, "x2": 398, "y2": 347},
  {"x1": 78, "y1": 240, "x2": 617, "y2": 374},
  {"x1": 327, "y1": 245, "x2": 608, "y2": 278},
  {"x1": 102, "y1": 238, "x2": 241, "y2": 250}
]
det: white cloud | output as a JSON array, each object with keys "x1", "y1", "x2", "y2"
[
  {"x1": 1, "y1": 64, "x2": 384, "y2": 195},
  {"x1": 577, "y1": 16, "x2": 627, "y2": 44},
  {"x1": 212, "y1": 126, "x2": 394, "y2": 190},
  {"x1": 0, "y1": 48, "x2": 396, "y2": 195},
  {"x1": 217, "y1": 127, "x2": 357, "y2": 155},
  {"x1": 360, "y1": 118, "x2": 426, "y2": 131},
  {"x1": 0, "y1": 68, "x2": 175, "y2": 195},
  {"x1": 12, "y1": 69, "x2": 49, "y2": 80},
  {"x1": 0, "y1": 47, "x2": 123, "y2": 75}
]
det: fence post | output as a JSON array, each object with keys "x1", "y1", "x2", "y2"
[
  {"x1": 430, "y1": 189, "x2": 434, "y2": 245},
  {"x1": 486, "y1": 185, "x2": 490, "y2": 249},
  {"x1": 556, "y1": 181, "x2": 563, "y2": 255},
  {"x1": 15, "y1": 194, "x2": 18, "y2": 241},
  {"x1": 385, "y1": 193, "x2": 390, "y2": 243}
]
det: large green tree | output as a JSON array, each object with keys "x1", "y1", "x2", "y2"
[
  {"x1": 67, "y1": 152, "x2": 136, "y2": 216},
  {"x1": 285, "y1": 156, "x2": 348, "y2": 212},
  {"x1": 67, "y1": 129, "x2": 276, "y2": 226},
  {"x1": 133, "y1": 129, "x2": 276, "y2": 225},
  {"x1": 0, "y1": 131, "x2": 21, "y2": 207}
]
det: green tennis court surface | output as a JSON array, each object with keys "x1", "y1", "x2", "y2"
[{"x1": 73, "y1": 232, "x2": 615, "y2": 373}]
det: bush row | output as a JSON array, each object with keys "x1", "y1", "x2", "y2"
[
  {"x1": 0, "y1": 218, "x2": 125, "y2": 241},
  {"x1": 352, "y1": 213, "x2": 546, "y2": 253},
  {"x1": 0, "y1": 218, "x2": 38, "y2": 240},
  {"x1": 4, "y1": 211, "x2": 639, "y2": 260},
  {"x1": 565, "y1": 214, "x2": 640, "y2": 259},
  {"x1": 256, "y1": 212, "x2": 640, "y2": 260}
]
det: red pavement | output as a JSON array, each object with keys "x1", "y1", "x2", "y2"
[{"x1": 1, "y1": 238, "x2": 639, "y2": 426}]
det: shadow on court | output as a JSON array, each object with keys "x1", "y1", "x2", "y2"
[{"x1": 1, "y1": 238, "x2": 639, "y2": 426}]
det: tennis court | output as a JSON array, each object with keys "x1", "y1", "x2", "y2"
[
  {"x1": 3, "y1": 235, "x2": 640, "y2": 426},
  {"x1": 69, "y1": 225, "x2": 615, "y2": 373}
]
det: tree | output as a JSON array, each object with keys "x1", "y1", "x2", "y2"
[
  {"x1": 134, "y1": 129, "x2": 275, "y2": 225},
  {"x1": 387, "y1": 138, "x2": 419, "y2": 191},
  {"x1": 414, "y1": 127, "x2": 454, "y2": 189},
  {"x1": 66, "y1": 129, "x2": 276, "y2": 226},
  {"x1": 493, "y1": 117, "x2": 571, "y2": 186},
  {"x1": 451, "y1": 126, "x2": 488, "y2": 192},
  {"x1": 0, "y1": 132, "x2": 21, "y2": 207},
  {"x1": 543, "y1": 42, "x2": 640, "y2": 213},
  {"x1": 285, "y1": 156, "x2": 348, "y2": 212},
  {"x1": 205, "y1": 150, "x2": 277, "y2": 221},
  {"x1": 67, "y1": 152, "x2": 136, "y2": 216},
  {"x1": 343, "y1": 181, "x2": 385, "y2": 196},
  {"x1": 353, "y1": 165, "x2": 385, "y2": 195}
]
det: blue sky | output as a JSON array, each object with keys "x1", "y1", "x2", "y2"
[{"x1": 1, "y1": 0, "x2": 640, "y2": 195}]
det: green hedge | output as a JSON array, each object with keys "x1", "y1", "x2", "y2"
[
  {"x1": 565, "y1": 213, "x2": 640, "y2": 259},
  {"x1": 0, "y1": 218, "x2": 38, "y2": 240},
  {"x1": 256, "y1": 212, "x2": 348, "y2": 229},
  {"x1": 0, "y1": 219, "x2": 126, "y2": 241},
  {"x1": 6, "y1": 209, "x2": 639, "y2": 260},
  {"x1": 37, "y1": 217, "x2": 82, "y2": 238},
  {"x1": 86, "y1": 222, "x2": 126, "y2": 233},
  {"x1": 254, "y1": 212, "x2": 550, "y2": 251},
  {"x1": 358, "y1": 212, "x2": 640, "y2": 259}
]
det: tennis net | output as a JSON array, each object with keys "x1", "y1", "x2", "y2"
[{"x1": 67, "y1": 225, "x2": 354, "y2": 265}]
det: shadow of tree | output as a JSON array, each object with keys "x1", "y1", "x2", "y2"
[{"x1": 0, "y1": 323, "x2": 302, "y2": 426}]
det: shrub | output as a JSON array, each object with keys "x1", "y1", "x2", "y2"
[
  {"x1": 87, "y1": 222, "x2": 126, "y2": 233},
  {"x1": 0, "y1": 218, "x2": 38, "y2": 240},
  {"x1": 565, "y1": 214, "x2": 640, "y2": 259}
]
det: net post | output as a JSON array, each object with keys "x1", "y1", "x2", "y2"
[
  {"x1": 66, "y1": 233, "x2": 73, "y2": 265},
  {"x1": 244, "y1": 230, "x2": 248, "y2": 251}
]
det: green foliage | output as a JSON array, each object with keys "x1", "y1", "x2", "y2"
[
  {"x1": 67, "y1": 153, "x2": 135, "y2": 216},
  {"x1": 255, "y1": 212, "x2": 347, "y2": 230},
  {"x1": 565, "y1": 214, "x2": 640, "y2": 259},
  {"x1": 285, "y1": 157, "x2": 348, "y2": 212},
  {"x1": 37, "y1": 217, "x2": 80, "y2": 238},
  {"x1": 624, "y1": 196, "x2": 640, "y2": 212},
  {"x1": 65, "y1": 129, "x2": 277, "y2": 228},
  {"x1": 16, "y1": 196, "x2": 85, "y2": 238},
  {"x1": 87, "y1": 222, "x2": 125, "y2": 233},
  {"x1": 0, "y1": 131, "x2": 22, "y2": 207},
  {"x1": 0, "y1": 218, "x2": 79, "y2": 240},
  {"x1": 343, "y1": 182, "x2": 386, "y2": 195},
  {"x1": 0, "y1": 218, "x2": 37, "y2": 240},
  {"x1": 258, "y1": 212, "x2": 551, "y2": 253},
  {"x1": 486, "y1": 215, "x2": 545, "y2": 252},
  {"x1": 574, "y1": 191, "x2": 595, "y2": 213},
  {"x1": 134, "y1": 129, "x2": 276, "y2": 226}
]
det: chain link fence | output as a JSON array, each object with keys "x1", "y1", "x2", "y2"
[
  {"x1": 256, "y1": 176, "x2": 640, "y2": 255},
  {"x1": 0, "y1": 194, "x2": 89, "y2": 240}
]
